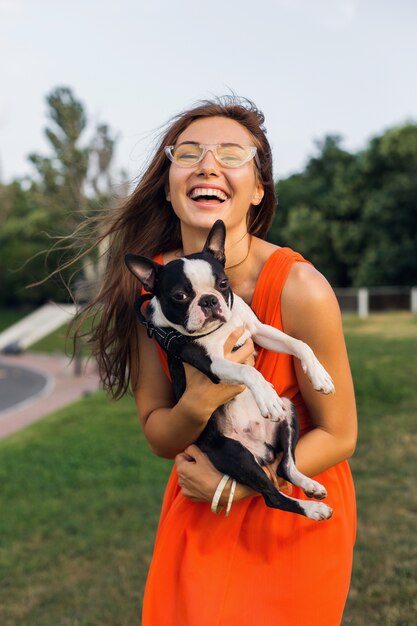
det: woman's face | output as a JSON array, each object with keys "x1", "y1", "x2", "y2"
[{"x1": 166, "y1": 116, "x2": 264, "y2": 233}]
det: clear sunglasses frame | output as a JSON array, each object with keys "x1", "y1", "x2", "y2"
[{"x1": 164, "y1": 143, "x2": 261, "y2": 169}]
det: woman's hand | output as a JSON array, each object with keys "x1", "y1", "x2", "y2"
[
  {"x1": 223, "y1": 326, "x2": 256, "y2": 367},
  {"x1": 175, "y1": 444, "x2": 259, "y2": 505},
  {"x1": 181, "y1": 326, "x2": 256, "y2": 419},
  {"x1": 175, "y1": 445, "x2": 227, "y2": 502},
  {"x1": 175, "y1": 445, "x2": 292, "y2": 504}
]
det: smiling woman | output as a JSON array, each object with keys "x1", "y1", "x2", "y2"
[
  {"x1": 69, "y1": 95, "x2": 357, "y2": 626},
  {"x1": 165, "y1": 117, "x2": 265, "y2": 240}
]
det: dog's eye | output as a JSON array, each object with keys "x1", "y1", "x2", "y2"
[
  {"x1": 218, "y1": 279, "x2": 229, "y2": 290},
  {"x1": 172, "y1": 292, "x2": 189, "y2": 302}
]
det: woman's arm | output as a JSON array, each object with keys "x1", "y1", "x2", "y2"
[
  {"x1": 281, "y1": 262, "x2": 358, "y2": 475},
  {"x1": 132, "y1": 324, "x2": 252, "y2": 459}
]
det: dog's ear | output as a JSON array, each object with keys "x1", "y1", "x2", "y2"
[
  {"x1": 125, "y1": 254, "x2": 161, "y2": 292},
  {"x1": 203, "y1": 219, "x2": 226, "y2": 266}
]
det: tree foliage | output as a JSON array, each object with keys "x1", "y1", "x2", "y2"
[
  {"x1": 271, "y1": 126, "x2": 417, "y2": 287},
  {"x1": 0, "y1": 87, "x2": 121, "y2": 306}
]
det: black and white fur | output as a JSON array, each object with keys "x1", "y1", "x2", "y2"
[{"x1": 125, "y1": 220, "x2": 335, "y2": 521}]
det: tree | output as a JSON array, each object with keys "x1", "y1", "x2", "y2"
[
  {"x1": 90, "y1": 123, "x2": 118, "y2": 197},
  {"x1": 28, "y1": 87, "x2": 90, "y2": 231},
  {"x1": 0, "y1": 180, "x2": 68, "y2": 305},
  {"x1": 270, "y1": 126, "x2": 417, "y2": 287},
  {"x1": 353, "y1": 124, "x2": 417, "y2": 286},
  {"x1": 0, "y1": 87, "x2": 122, "y2": 306},
  {"x1": 271, "y1": 136, "x2": 362, "y2": 286}
]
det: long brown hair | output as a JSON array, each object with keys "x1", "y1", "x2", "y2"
[{"x1": 75, "y1": 95, "x2": 277, "y2": 398}]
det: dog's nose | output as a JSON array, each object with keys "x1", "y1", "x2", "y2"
[{"x1": 198, "y1": 294, "x2": 219, "y2": 311}]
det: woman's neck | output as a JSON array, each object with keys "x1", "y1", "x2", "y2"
[
  {"x1": 167, "y1": 223, "x2": 268, "y2": 302},
  {"x1": 180, "y1": 223, "x2": 251, "y2": 266},
  {"x1": 165, "y1": 231, "x2": 277, "y2": 305}
]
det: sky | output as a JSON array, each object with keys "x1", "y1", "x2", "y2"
[{"x1": 0, "y1": 0, "x2": 416, "y2": 186}]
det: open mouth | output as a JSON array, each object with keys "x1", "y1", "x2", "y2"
[{"x1": 188, "y1": 187, "x2": 230, "y2": 204}]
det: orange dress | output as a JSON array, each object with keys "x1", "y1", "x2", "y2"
[{"x1": 142, "y1": 248, "x2": 356, "y2": 626}]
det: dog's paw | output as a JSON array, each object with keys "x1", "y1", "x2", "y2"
[
  {"x1": 250, "y1": 377, "x2": 285, "y2": 421},
  {"x1": 259, "y1": 390, "x2": 286, "y2": 422},
  {"x1": 301, "y1": 359, "x2": 335, "y2": 395},
  {"x1": 302, "y1": 501, "x2": 333, "y2": 521},
  {"x1": 302, "y1": 479, "x2": 327, "y2": 500}
]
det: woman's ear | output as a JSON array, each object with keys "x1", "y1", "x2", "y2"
[{"x1": 251, "y1": 183, "x2": 264, "y2": 206}]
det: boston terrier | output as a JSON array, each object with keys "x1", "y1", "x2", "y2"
[{"x1": 125, "y1": 220, "x2": 335, "y2": 521}]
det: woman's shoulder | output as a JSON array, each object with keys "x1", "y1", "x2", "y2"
[
  {"x1": 284, "y1": 261, "x2": 336, "y2": 304},
  {"x1": 281, "y1": 261, "x2": 341, "y2": 336},
  {"x1": 253, "y1": 239, "x2": 311, "y2": 290},
  {"x1": 251, "y1": 238, "x2": 340, "y2": 332},
  {"x1": 249, "y1": 240, "x2": 310, "y2": 314}
]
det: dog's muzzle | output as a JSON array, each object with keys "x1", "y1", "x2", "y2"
[{"x1": 198, "y1": 294, "x2": 226, "y2": 323}]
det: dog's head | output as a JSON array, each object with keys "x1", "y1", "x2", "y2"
[{"x1": 125, "y1": 220, "x2": 234, "y2": 335}]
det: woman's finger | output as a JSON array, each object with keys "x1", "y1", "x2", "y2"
[
  {"x1": 228, "y1": 338, "x2": 255, "y2": 363},
  {"x1": 175, "y1": 445, "x2": 207, "y2": 472},
  {"x1": 222, "y1": 326, "x2": 254, "y2": 360},
  {"x1": 183, "y1": 444, "x2": 204, "y2": 459},
  {"x1": 175, "y1": 451, "x2": 195, "y2": 465},
  {"x1": 223, "y1": 326, "x2": 245, "y2": 354}
]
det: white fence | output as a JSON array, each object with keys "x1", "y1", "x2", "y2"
[{"x1": 334, "y1": 286, "x2": 417, "y2": 318}]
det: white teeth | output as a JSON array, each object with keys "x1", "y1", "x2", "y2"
[{"x1": 189, "y1": 187, "x2": 228, "y2": 201}]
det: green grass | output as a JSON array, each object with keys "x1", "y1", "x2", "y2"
[
  {"x1": 342, "y1": 314, "x2": 417, "y2": 625},
  {"x1": 30, "y1": 325, "x2": 75, "y2": 354},
  {"x1": 0, "y1": 308, "x2": 27, "y2": 333},
  {"x1": 0, "y1": 393, "x2": 172, "y2": 625},
  {"x1": 0, "y1": 312, "x2": 416, "y2": 625}
]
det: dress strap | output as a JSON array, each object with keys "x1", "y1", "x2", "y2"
[{"x1": 251, "y1": 247, "x2": 312, "y2": 330}]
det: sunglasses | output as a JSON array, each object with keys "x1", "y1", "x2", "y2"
[{"x1": 164, "y1": 142, "x2": 261, "y2": 169}]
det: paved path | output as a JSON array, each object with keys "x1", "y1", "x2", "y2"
[
  {"x1": 0, "y1": 362, "x2": 50, "y2": 412},
  {"x1": 0, "y1": 353, "x2": 100, "y2": 439}
]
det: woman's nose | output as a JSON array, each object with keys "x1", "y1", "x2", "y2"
[{"x1": 196, "y1": 149, "x2": 220, "y2": 174}]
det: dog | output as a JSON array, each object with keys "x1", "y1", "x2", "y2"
[{"x1": 125, "y1": 220, "x2": 334, "y2": 521}]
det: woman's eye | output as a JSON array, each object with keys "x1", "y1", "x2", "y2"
[{"x1": 179, "y1": 153, "x2": 197, "y2": 161}]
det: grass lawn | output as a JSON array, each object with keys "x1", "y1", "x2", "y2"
[
  {"x1": 0, "y1": 393, "x2": 172, "y2": 625},
  {"x1": 0, "y1": 312, "x2": 416, "y2": 625},
  {"x1": 0, "y1": 309, "x2": 32, "y2": 335},
  {"x1": 342, "y1": 313, "x2": 417, "y2": 625}
]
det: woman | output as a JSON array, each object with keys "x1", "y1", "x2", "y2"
[{"x1": 85, "y1": 97, "x2": 357, "y2": 625}]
